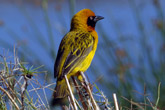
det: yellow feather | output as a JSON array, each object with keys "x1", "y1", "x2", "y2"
[{"x1": 52, "y1": 9, "x2": 103, "y2": 104}]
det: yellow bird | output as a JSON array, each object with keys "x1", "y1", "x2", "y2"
[{"x1": 53, "y1": 9, "x2": 103, "y2": 102}]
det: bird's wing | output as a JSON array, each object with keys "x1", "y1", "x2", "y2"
[{"x1": 54, "y1": 31, "x2": 94, "y2": 79}]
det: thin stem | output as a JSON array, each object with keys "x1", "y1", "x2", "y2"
[
  {"x1": 113, "y1": 93, "x2": 119, "y2": 110},
  {"x1": 72, "y1": 77, "x2": 87, "y2": 109},
  {"x1": 0, "y1": 86, "x2": 20, "y2": 110},
  {"x1": 80, "y1": 72, "x2": 100, "y2": 110},
  {"x1": 64, "y1": 75, "x2": 77, "y2": 110},
  {"x1": 154, "y1": 82, "x2": 161, "y2": 110}
]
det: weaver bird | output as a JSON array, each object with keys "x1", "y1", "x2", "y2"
[{"x1": 53, "y1": 9, "x2": 104, "y2": 104}]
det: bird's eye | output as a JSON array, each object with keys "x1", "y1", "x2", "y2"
[
  {"x1": 87, "y1": 16, "x2": 96, "y2": 28},
  {"x1": 90, "y1": 16, "x2": 93, "y2": 20}
]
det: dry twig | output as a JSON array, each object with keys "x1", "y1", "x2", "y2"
[
  {"x1": 113, "y1": 93, "x2": 119, "y2": 110},
  {"x1": 0, "y1": 86, "x2": 20, "y2": 110},
  {"x1": 64, "y1": 75, "x2": 78, "y2": 110},
  {"x1": 80, "y1": 72, "x2": 100, "y2": 110}
]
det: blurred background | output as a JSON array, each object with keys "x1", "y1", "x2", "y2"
[{"x1": 0, "y1": 0, "x2": 165, "y2": 109}]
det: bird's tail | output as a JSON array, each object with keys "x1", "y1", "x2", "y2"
[{"x1": 51, "y1": 79, "x2": 69, "y2": 106}]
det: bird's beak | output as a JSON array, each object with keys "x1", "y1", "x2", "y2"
[{"x1": 94, "y1": 16, "x2": 104, "y2": 22}]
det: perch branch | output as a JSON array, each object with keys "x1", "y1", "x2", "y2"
[{"x1": 64, "y1": 75, "x2": 78, "y2": 110}]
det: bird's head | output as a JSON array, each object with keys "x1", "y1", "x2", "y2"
[{"x1": 70, "y1": 9, "x2": 104, "y2": 31}]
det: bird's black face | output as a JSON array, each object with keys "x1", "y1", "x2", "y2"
[{"x1": 87, "y1": 16, "x2": 104, "y2": 28}]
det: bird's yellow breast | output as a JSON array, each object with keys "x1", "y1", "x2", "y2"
[{"x1": 70, "y1": 31, "x2": 98, "y2": 75}]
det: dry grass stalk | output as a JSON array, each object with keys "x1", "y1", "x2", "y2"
[
  {"x1": 64, "y1": 75, "x2": 78, "y2": 110},
  {"x1": 72, "y1": 77, "x2": 87, "y2": 109},
  {"x1": 113, "y1": 93, "x2": 119, "y2": 110},
  {"x1": 80, "y1": 72, "x2": 100, "y2": 110},
  {"x1": 0, "y1": 86, "x2": 19, "y2": 110}
]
